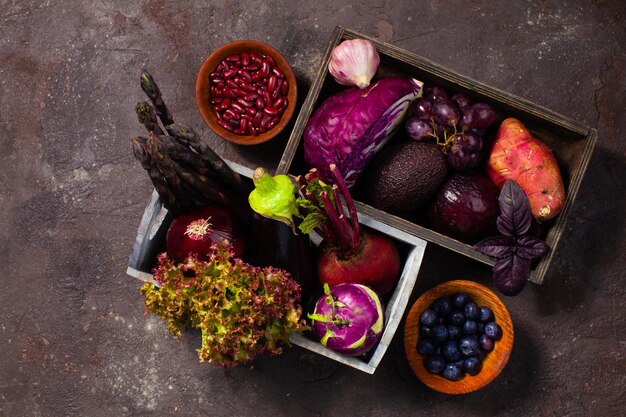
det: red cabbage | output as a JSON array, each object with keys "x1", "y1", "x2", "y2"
[{"x1": 303, "y1": 77, "x2": 423, "y2": 188}]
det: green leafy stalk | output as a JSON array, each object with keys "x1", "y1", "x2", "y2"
[{"x1": 248, "y1": 164, "x2": 362, "y2": 257}]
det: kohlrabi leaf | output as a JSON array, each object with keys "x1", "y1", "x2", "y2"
[
  {"x1": 496, "y1": 179, "x2": 532, "y2": 236},
  {"x1": 475, "y1": 236, "x2": 515, "y2": 258},
  {"x1": 492, "y1": 254, "x2": 531, "y2": 296},
  {"x1": 516, "y1": 235, "x2": 550, "y2": 260}
]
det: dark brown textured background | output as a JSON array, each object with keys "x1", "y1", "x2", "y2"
[{"x1": 1, "y1": 1, "x2": 624, "y2": 416}]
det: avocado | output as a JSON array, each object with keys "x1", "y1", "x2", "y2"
[{"x1": 362, "y1": 141, "x2": 447, "y2": 214}]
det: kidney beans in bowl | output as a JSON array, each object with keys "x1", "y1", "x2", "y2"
[{"x1": 196, "y1": 40, "x2": 297, "y2": 146}]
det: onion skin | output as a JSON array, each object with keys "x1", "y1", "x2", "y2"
[
  {"x1": 317, "y1": 230, "x2": 400, "y2": 296},
  {"x1": 311, "y1": 283, "x2": 384, "y2": 356},
  {"x1": 166, "y1": 205, "x2": 246, "y2": 263}
]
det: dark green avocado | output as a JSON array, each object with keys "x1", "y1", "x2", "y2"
[{"x1": 362, "y1": 141, "x2": 448, "y2": 214}]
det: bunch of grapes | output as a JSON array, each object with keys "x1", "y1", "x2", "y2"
[{"x1": 405, "y1": 86, "x2": 496, "y2": 172}]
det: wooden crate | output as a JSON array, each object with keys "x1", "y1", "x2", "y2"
[
  {"x1": 276, "y1": 26, "x2": 598, "y2": 285},
  {"x1": 127, "y1": 161, "x2": 428, "y2": 374}
]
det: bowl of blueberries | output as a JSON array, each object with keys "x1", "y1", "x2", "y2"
[{"x1": 404, "y1": 280, "x2": 513, "y2": 394}]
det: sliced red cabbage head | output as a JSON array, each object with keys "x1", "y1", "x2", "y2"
[
  {"x1": 303, "y1": 77, "x2": 423, "y2": 188},
  {"x1": 309, "y1": 283, "x2": 385, "y2": 356}
]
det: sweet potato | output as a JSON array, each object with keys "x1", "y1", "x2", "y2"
[{"x1": 486, "y1": 118, "x2": 566, "y2": 222}]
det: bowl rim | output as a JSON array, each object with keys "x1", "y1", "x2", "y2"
[
  {"x1": 195, "y1": 39, "x2": 297, "y2": 146},
  {"x1": 404, "y1": 279, "x2": 514, "y2": 394}
]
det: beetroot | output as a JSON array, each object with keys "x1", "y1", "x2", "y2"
[{"x1": 166, "y1": 205, "x2": 246, "y2": 263}]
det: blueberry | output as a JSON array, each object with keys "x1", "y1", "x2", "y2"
[
  {"x1": 442, "y1": 364, "x2": 463, "y2": 381},
  {"x1": 442, "y1": 340, "x2": 462, "y2": 361},
  {"x1": 479, "y1": 334, "x2": 494, "y2": 352},
  {"x1": 464, "y1": 302, "x2": 479, "y2": 320},
  {"x1": 417, "y1": 339, "x2": 437, "y2": 356},
  {"x1": 477, "y1": 323, "x2": 485, "y2": 334},
  {"x1": 433, "y1": 324, "x2": 448, "y2": 342},
  {"x1": 424, "y1": 355, "x2": 446, "y2": 374},
  {"x1": 452, "y1": 292, "x2": 470, "y2": 308},
  {"x1": 449, "y1": 310, "x2": 465, "y2": 326},
  {"x1": 463, "y1": 357, "x2": 483, "y2": 376},
  {"x1": 447, "y1": 325, "x2": 461, "y2": 340},
  {"x1": 453, "y1": 359, "x2": 465, "y2": 368},
  {"x1": 431, "y1": 297, "x2": 452, "y2": 317},
  {"x1": 462, "y1": 320, "x2": 478, "y2": 334},
  {"x1": 420, "y1": 309, "x2": 438, "y2": 326},
  {"x1": 479, "y1": 306, "x2": 493, "y2": 323},
  {"x1": 459, "y1": 336, "x2": 481, "y2": 357},
  {"x1": 420, "y1": 325, "x2": 434, "y2": 338},
  {"x1": 484, "y1": 322, "x2": 503, "y2": 340}
]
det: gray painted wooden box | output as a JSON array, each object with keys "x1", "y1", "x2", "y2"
[{"x1": 127, "y1": 161, "x2": 427, "y2": 374}]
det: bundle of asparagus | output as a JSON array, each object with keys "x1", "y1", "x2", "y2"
[{"x1": 131, "y1": 70, "x2": 250, "y2": 215}]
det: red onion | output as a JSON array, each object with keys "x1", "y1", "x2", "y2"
[{"x1": 166, "y1": 205, "x2": 246, "y2": 262}]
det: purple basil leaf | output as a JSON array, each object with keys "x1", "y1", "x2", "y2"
[
  {"x1": 497, "y1": 180, "x2": 532, "y2": 236},
  {"x1": 516, "y1": 236, "x2": 549, "y2": 260},
  {"x1": 475, "y1": 236, "x2": 515, "y2": 258},
  {"x1": 492, "y1": 254, "x2": 531, "y2": 296}
]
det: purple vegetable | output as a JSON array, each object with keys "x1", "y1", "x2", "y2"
[
  {"x1": 309, "y1": 283, "x2": 385, "y2": 356},
  {"x1": 303, "y1": 77, "x2": 423, "y2": 188},
  {"x1": 475, "y1": 180, "x2": 550, "y2": 296}
]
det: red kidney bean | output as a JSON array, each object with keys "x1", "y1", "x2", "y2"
[
  {"x1": 226, "y1": 55, "x2": 240, "y2": 63},
  {"x1": 217, "y1": 119, "x2": 234, "y2": 132},
  {"x1": 252, "y1": 112, "x2": 263, "y2": 128},
  {"x1": 263, "y1": 106, "x2": 281, "y2": 116},
  {"x1": 272, "y1": 67, "x2": 284, "y2": 78},
  {"x1": 258, "y1": 126, "x2": 267, "y2": 133},
  {"x1": 281, "y1": 80, "x2": 289, "y2": 95},
  {"x1": 261, "y1": 61, "x2": 271, "y2": 78},
  {"x1": 233, "y1": 88, "x2": 248, "y2": 97},
  {"x1": 236, "y1": 98, "x2": 253, "y2": 108},
  {"x1": 241, "y1": 52, "x2": 250, "y2": 66},
  {"x1": 248, "y1": 124, "x2": 258, "y2": 136},
  {"x1": 255, "y1": 97, "x2": 265, "y2": 109},
  {"x1": 245, "y1": 64, "x2": 259, "y2": 72},
  {"x1": 224, "y1": 109, "x2": 240, "y2": 120},
  {"x1": 233, "y1": 76, "x2": 244, "y2": 86},
  {"x1": 223, "y1": 69, "x2": 237, "y2": 79},
  {"x1": 230, "y1": 102, "x2": 245, "y2": 114},
  {"x1": 243, "y1": 93, "x2": 258, "y2": 101},
  {"x1": 240, "y1": 82, "x2": 257, "y2": 93},
  {"x1": 223, "y1": 88, "x2": 236, "y2": 99},
  {"x1": 210, "y1": 97, "x2": 223, "y2": 105},
  {"x1": 237, "y1": 69, "x2": 252, "y2": 83},
  {"x1": 233, "y1": 128, "x2": 246, "y2": 134},
  {"x1": 228, "y1": 119, "x2": 240, "y2": 128},
  {"x1": 240, "y1": 117, "x2": 248, "y2": 132},
  {"x1": 267, "y1": 74, "x2": 278, "y2": 93},
  {"x1": 251, "y1": 53, "x2": 263, "y2": 64},
  {"x1": 262, "y1": 90, "x2": 272, "y2": 104},
  {"x1": 215, "y1": 110, "x2": 223, "y2": 120},
  {"x1": 267, "y1": 116, "x2": 279, "y2": 129},
  {"x1": 215, "y1": 98, "x2": 231, "y2": 111},
  {"x1": 250, "y1": 72, "x2": 263, "y2": 83},
  {"x1": 271, "y1": 87, "x2": 280, "y2": 100},
  {"x1": 272, "y1": 97, "x2": 285, "y2": 108},
  {"x1": 265, "y1": 55, "x2": 276, "y2": 67},
  {"x1": 261, "y1": 114, "x2": 273, "y2": 129},
  {"x1": 281, "y1": 98, "x2": 288, "y2": 108},
  {"x1": 221, "y1": 61, "x2": 229, "y2": 72},
  {"x1": 210, "y1": 71, "x2": 224, "y2": 81},
  {"x1": 226, "y1": 79, "x2": 239, "y2": 90},
  {"x1": 246, "y1": 107, "x2": 256, "y2": 115}
]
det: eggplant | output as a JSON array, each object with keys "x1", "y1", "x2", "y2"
[{"x1": 244, "y1": 214, "x2": 317, "y2": 306}]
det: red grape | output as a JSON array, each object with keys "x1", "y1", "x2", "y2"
[
  {"x1": 452, "y1": 93, "x2": 473, "y2": 109},
  {"x1": 405, "y1": 117, "x2": 433, "y2": 141},
  {"x1": 472, "y1": 103, "x2": 496, "y2": 128},
  {"x1": 410, "y1": 97, "x2": 434, "y2": 121},
  {"x1": 424, "y1": 86, "x2": 449, "y2": 103},
  {"x1": 432, "y1": 100, "x2": 461, "y2": 127}
]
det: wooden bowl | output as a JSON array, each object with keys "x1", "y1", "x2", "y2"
[
  {"x1": 404, "y1": 280, "x2": 514, "y2": 394},
  {"x1": 195, "y1": 40, "x2": 297, "y2": 146}
]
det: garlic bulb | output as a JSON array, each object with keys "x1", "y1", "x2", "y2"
[{"x1": 328, "y1": 39, "x2": 380, "y2": 89}]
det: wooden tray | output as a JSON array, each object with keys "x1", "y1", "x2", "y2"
[
  {"x1": 276, "y1": 26, "x2": 598, "y2": 285},
  {"x1": 127, "y1": 161, "x2": 428, "y2": 374}
]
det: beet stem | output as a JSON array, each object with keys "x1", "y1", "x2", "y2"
[
  {"x1": 330, "y1": 164, "x2": 361, "y2": 241},
  {"x1": 320, "y1": 191, "x2": 351, "y2": 250}
]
